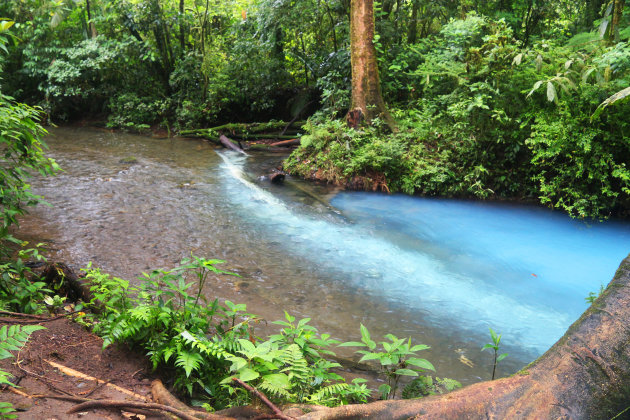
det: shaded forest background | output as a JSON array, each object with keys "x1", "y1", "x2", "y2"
[{"x1": 1, "y1": 0, "x2": 629, "y2": 219}]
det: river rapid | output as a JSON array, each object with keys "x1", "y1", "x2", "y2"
[{"x1": 19, "y1": 127, "x2": 630, "y2": 385}]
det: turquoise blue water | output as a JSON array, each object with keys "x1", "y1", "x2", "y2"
[
  {"x1": 330, "y1": 193, "x2": 630, "y2": 353},
  {"x1": 217, "y1": 151, "x2": 630, "y2": 358}
]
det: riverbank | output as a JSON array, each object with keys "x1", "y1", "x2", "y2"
[{"x1": 0, "y1": 316, "x2": 159, "y2": 419}]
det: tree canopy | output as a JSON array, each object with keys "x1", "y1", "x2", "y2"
[{"x1": 0, "y1": 0, "x2": 629, "y2": 218}]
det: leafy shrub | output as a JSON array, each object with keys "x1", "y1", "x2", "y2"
[
  {"x1": 107, "y1": 93, "x2": 170, "y2": 131},
  {"x1": 0, "y1": 93, "x2": 59, "y2": 253},
  {"x1": 84, "y1": 256, "x2": 375, "y2": 409}
]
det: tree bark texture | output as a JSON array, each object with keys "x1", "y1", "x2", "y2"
[
  {"x1": 298, "y1": 254, "x2": 630, "y2": 419},
  {"x1": 348, "y1": 0, "x2": 390, "y2": 125}
]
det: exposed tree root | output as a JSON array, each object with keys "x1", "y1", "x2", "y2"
[
  {"x1": 231, "y1": 378, "x2": 296, "y2": 420},
  {"x1": 44, "y1": 359, "x2": 147, "y2": 401},
  {"x1": 66, "y1": 399, "x2": 202, "y2": 420},
  {"x1": 151, "y1": 379, "x2": 236, "y2": 420}
]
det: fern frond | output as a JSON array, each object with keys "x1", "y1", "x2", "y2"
[
  {"x1": 180, "y1": 330, "x2": 229, "y2": 360},
  {"x1": 259, "y1": 377, "x2": 292, "y2": 399},
  {"x1": 280, "y1": 344, "x2": 309, "y2": 379},
  {"x1": 175, "y1": 350, "x2": 203, "y2": 377},
  {"x1": 0, "y1": 325, "x2": 45, "y2": 360},
  {"x1": 129, "y1": 305, "x2": 151, "y2": 323},
  {"x1": 309, "y1": 383, "x2": 349, "y2": 403}
]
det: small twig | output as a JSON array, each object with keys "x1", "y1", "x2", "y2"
[
  {"x1": 232, "y1": 378, "x2": 296, "y2": 420},
  {"x1": 9, "y1": 387, "x2": 92, "y2": 404},
  {"x1": 16, "y1": 347, "x2": 66, "y2": 387},
  {"x1": 79, "y1": 379, "x2": 109, "y2": 398},
  {"x1": 58, "y1": 338, "x2": 101, "y2": 350},
  {"x1": 67, "y1": 399, "x2": 200, "y2": 420},
  {"x1": 0, "y1": 310, "x2": 50, "y2": 319},
  {"x1": 0, "y1": 311, "x2": 81, "y2": 324}
]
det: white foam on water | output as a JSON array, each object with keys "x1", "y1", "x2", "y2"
[{"x1": 216, "y1": 151, "x2": 630, "y2": 355}]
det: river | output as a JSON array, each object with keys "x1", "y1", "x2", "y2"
[{"x1": 19, "y1": 126, "x2": 630, "y2": 385}]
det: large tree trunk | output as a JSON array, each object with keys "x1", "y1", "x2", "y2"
[
  {"x1": 611, "y1": 0, "x2": 626, "y2": 43},
  {"x1": 347, "y1": 0, "x2": 394, "y2": 129},
  {"x1": 299, "y1": 254, "x2": 630, "y2": 419}
]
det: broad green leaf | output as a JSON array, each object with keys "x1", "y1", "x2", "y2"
[
  {"x1": 410, "y1": 344, "x2": 430, "y2": 352},
  {"x1": 378, "y1": 384, "x2": 391, "y2": 399},
  {"x1": 482, "y1": 343, "x2": 496, "y2": 351},
  {"x1": 0, "y1": 20, "x2": 14, "y2": 32},
  {"x1": 297, "y1": 317, "x2": 311, "y2": 327},
  {"x1": 394, "y1": 368, "x2": 418, "y2": 377},
  {"x1": 228, "y1": 356, "x2": 248, "y2": 371},
  {"x1": 358, "y1": 352, "x2": 382, "y2": 363},
  {"x1": 497, "y1": 353, "x2": 509, "y2": 362},
  {"x1": 238, "y1": 338, "x2": 256, "y2": 354},
  {"x1": 262, "y1": 373, "x2": 290, "y2": 388},
  {"x1": 406, "y1": 358, "x2": 435, "y2": 371},
  {"x1": 238, "y1": 367, "x2": 260, "y2": 382},
  {"x1": 359, "y1": 324, "x2": 371, "y2": 344}
]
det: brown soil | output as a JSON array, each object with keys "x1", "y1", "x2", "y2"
[{"x1": 0, "y1": 316, "x2": 162, "y2": 419}]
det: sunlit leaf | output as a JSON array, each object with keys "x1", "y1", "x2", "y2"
[{"x1": 546, "y1": 81, "x2": 556, "y2": 102}]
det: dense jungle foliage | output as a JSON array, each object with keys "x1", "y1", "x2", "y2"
[{"x1": 0, "y1": 0, "x2": 629, "y2": 219}]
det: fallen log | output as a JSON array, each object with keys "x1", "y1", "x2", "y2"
[
  {"x1": 245, "y1": 144, "x2": 288, "y2": 152},
  {"x1": 269, "y1": 170, "x2": 286, "y2": 184},
  {"x1": 269, "y1": 139, "x2": 301, "y2": 147},
  {"x1": 231, "y1": 133, "x2": 298, "y2": 141},
  {"x1": 180, "y1": 121, "x2": 305, "y2": 138},
  {"x1": 296, "y1": 254, "x2": 630, "y2": 420},
  {"x1": 220, "y1": 135, "x2": 248, "y2": 155}
]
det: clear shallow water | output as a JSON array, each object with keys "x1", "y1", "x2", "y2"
[{"x1": 21, "y1": 127, "x2": 630, "y2": 385}]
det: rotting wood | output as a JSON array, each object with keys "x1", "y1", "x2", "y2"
[
  {"x1": 42, "y1": 262, "x2": 96, "y2": 307},
  {"x1": 245, "y1": 144, "x2": 287, "y2": 152},
  {"x1": 269, "y1": 171, "x2": 286, "y2": 184},
  {"x1": 231, "y1": 133, "x2": 297, "y2": 141},
  {"x1": 219, "y1": 135, "x2": 248, "y2": 155}
]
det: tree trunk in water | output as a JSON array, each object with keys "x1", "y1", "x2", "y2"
[
  {"x1": 299, "y1": 254, "x2": 630, "y2": 419},
  {"x1": 347, "y1": 0, "x2": 394, "y2": 129}
]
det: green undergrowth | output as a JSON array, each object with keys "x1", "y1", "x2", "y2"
[
  {"x1": 77, "y1": 255, "x2": 459, "y2": 411},
  {"x1": 285, "y1": 15, "x2": 630, "y2": 220}
]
